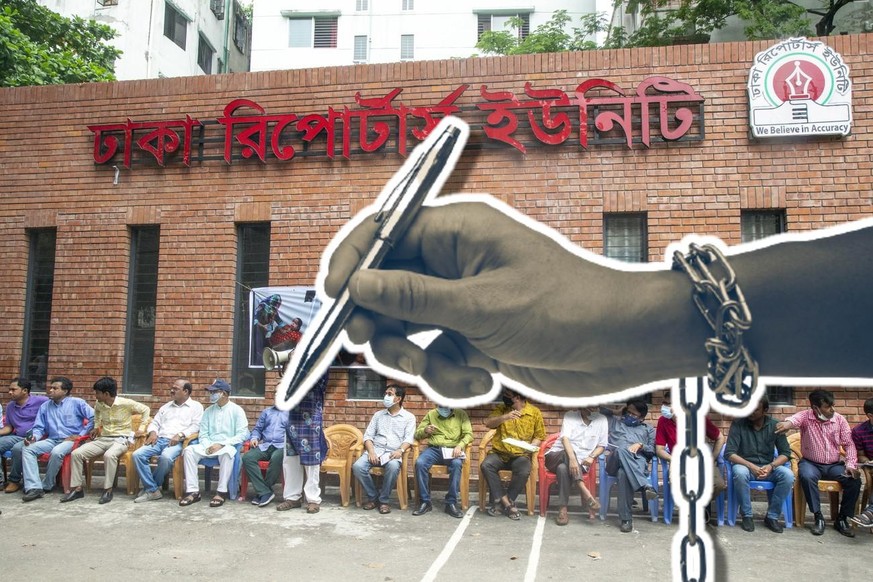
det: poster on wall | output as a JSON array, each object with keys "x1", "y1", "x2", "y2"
[
  {"x1": 748, "y1": 37, "x2": 852, "y2": 138},
  {"x1": 249, "y1": 286, "x2": 321, "y2": 368}
]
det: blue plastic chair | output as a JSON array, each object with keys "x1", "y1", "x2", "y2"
[
  {"x1": 598, "y1": 452, "x2": 658, "y2": 522},
  {"x1": 200, "y1": 442, "x2": 243, "y2": 500},
  {"x1": 1, "y1": 449, "x2": 12, "y2": 482},
  {"x1": 725, "y1": 449, "x2": 793, "y2": 528},
  {"x1": 654, "y1": 445, "x2": 727, "y2": 525}
]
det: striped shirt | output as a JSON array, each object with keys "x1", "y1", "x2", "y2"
[
  {"x1": 363, "y1": 407, "x2": 416, "y2": 456},
  {"x1": 851, "y1": 420, "x2": 873, "y2": 461},
  {"x1": 785, "y1": 409, "x2": 857, "y2": 469},
  {"x1": 95, "y1": 396, "x2": 151, "y2": 437}
]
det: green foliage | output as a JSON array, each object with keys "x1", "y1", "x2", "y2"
[
  {"x1": 735, "y1": 1, "x2": 812, "y2": 40},
  {"x1": 0, "y1": 0, "x2": 120, "y2": 87}
]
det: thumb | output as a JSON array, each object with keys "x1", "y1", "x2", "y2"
[{"x1": 349, "y1": 269, "x2": 481, "y2": 334}]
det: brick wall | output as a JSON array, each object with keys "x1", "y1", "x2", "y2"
[{"x1": 1, "y1": 36, "x2": 872, "y2": 453}]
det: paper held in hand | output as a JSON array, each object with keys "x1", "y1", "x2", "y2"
[
  {"x1": 441, "y1": 447, "x2": 466, "y2": 460},
  {"x1": 502, "y1": 438, "x2": 539, "y2": 453}
]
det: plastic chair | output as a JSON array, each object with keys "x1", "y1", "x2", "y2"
[
  {"x1": 788, "y1": 433, "x2": 858, "y2": 527},
  {"x1": 238, "y1": 440, "x2": 285, "y2": 502},
  {"x1": 412, "y1": 438, "x2": 473, "y2": 510},
  {"x1": 320, "y1": 424, "x2": 364, "y2": 507},
  {"x1": 1, "y1": 449, "x2": 12, "y2": 482},
  {"x1": 655, "y1": 445, "x2": 727, "y2": 525},
  {"x1": 170, "y1": 434, "x2": 199, "y2": 499},
  {"x1": 537, "y1": 433, "x2": 598, "y2": 519},
  {"x1": 477, "y1": 428, "x2": 537, "y2": 516},
  {"x1": 84, "y1": 413, "x2": 148, "y2": 495},
  {"x1": 725, "y1": 449, "x2": 793, "y2": 528},
  {"x1": 354, "y1": 446, "x2": 411, "y2": 509},
  {"x1": 598, "y1": 451, "x2": 657, "y2": 522}
]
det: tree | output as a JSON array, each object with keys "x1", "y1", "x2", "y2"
[{"x1": 0, "y1": 0, "x2": 120, "y2": 87}]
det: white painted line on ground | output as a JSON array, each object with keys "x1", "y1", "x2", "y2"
[
  {"x1": 420, "y1": 506, "x2": 478, "y2": 582},
  {"x1": 524, "y1": 515, "x2": 546, "y2": 582}
]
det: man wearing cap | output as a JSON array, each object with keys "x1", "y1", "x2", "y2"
[
  {"x1": 0, "y1": 378, "x2": 49, "y2": 494},
  {"x1": 131, "y1": 378, "x2": 203, "y2": 502},
  {"x1": 179, "y1": 379, "x2": 248, "y2": 507}
]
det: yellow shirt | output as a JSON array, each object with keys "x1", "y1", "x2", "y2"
[
  {"x1": 95, "y1": 396, "x2": 151, "y2": 437},
  {"x1": 489, "y1": 402, "x2": 546, "y2": 458}
]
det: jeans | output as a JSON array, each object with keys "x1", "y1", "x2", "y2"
[
  {"x1": 480, "y1": 452, "x2": 531, "y2": 505},
  {"x1": 798, "y1": 458, "x2": 861, "y2": 518},
  {"x1": 132, "y1": 438, "x2": 183, "y2": 493},
  {"x1": 0, "y1": 435, "x2": 25, "y2": 483},
  {"x1": 22, "y1": 438, "x2": 73, "y2": 492},
  {"x1": 415, "y1": 446, "x2": 463, "y2": 505},
  {"x1": 731, "y1": 464, "x2": 795, "y2": 520},
  {"x1": 353, "y1": 453, "x2": 401, "y2": 504}
]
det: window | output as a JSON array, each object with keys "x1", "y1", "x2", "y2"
[
  {"x1": 477, "y1": 13, "x2": 530, "y2": 41},
  {"x1": 124, "y1": 227, "x2": 160, "y2": 394},
  {"x1": 354, "y1": 35, "x2": 368, "y2": 62},
  {"x1": 198, "y1": 34, "x2": 214, "y2": 73},
  {"x1": 356, "y1": 0, "x2": 368, "y2": 10},
  {"x1": 288, "y1": 17, "x2": 338, "y2": 48},
  {"x1": 402, "y1": 0, "x2": 414, "y2": 10},
  {"x1": 766, "y1": 385, "x2": 795, "y2": 406},
  {"x1": 347, "y1": 368, "x2": 386, "y2": 400},
  {"x1": 97, "y1": 0, "x2": 119, "y2": 6},
  {"x1": 233, "y1": 7, "x2": 248, "y2": 53},
  {"x1": 164, "y1": 2, "x2": 187, "y2": 50},
  {"x1": 741, "y1": 210, "x2": 786, "y2": 243},
  {"x1": 210, "y1": 0, "x2": 225, "y2": 20},
  {"x1": 232, "y1": 223, "x2": 271, "y2": 397},
  {"x1": 400, "y1": 34, "x2": 414, "y2": 60},
  {"x1": 22, "y1": 229, "x2": 56, "y2": 392},
  {"x1": 603, "y1": 213, "x2": 647, "y2": 263}
]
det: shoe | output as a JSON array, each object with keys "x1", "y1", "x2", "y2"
[
  {"x1": 763, "y1": 517, "x2": 783, "y2": 533},
  {"x1": 4, "y1": 481, "x2": 21, "y2": 494},
  {"x1": 811, "y1": 512, "x2": 825, "y2": 536},
  {"x1": 741, "y1": 516, "x2": 755, "y2": 532},
  {"x1": 277, "y1": 499, "x2": 302, "y2": 511},
  {"x1": 850, "y1": 509, "x2": 873, "y2": 527},
  {"x1": 99, "y1": 490, "x2": 113, "y2": 504},
  {"x1": 256, "y1": 492, "x2": 275, "y2": 507},
  {"x1": 444, "y1": 503, "x2": 463, "y2": 518},
  {"x1": 620, "y1": 519, "x2": 633, "y2": 533},
  {"x1": 835, "y1": 517, "x2": 855, "y2": 538},
  {"x1": 22, "y1": 489, "x2": 44, "y2": 502},
  {"x1": 643, "y1": 486, "x2": 658, "y2": 501},
  {"x1": 135, "y1": 490, "x2": 163, "y2": 503},
  {"x1": 306, "y1": 502, "x2": 321, "y2": 514},
  {"x1": 412, "y1": 502, "x2": 433, "y2": 516},
  {"x1": 60, "y1": 489, "x2": 84, "y2": 503}
]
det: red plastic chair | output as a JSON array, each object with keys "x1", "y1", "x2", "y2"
[
  {"x1": 538, "y1": 433, "x2": 599, "y2": 519},
  {"x1": 37, "y1": 433, "x2": 91, "y2": 493},
  {"x1": 238, "y1": 441, "x2": 284, "y2": 502}
]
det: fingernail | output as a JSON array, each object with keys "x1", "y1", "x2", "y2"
[
  {"x1": 354, "y1": 270, "x2": 383, "y2": 304},
  {"x1": 398, "y1": 356, "x2": 415, "y2": 375}
]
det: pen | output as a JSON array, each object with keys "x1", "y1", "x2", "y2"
[{"x1": 275, "y1": 116, "x2": 470, "y2": 411}]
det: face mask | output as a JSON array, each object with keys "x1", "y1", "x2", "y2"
[
  {"x1": 813, "y1": 406, "x2": 831, "y2": 422},
  {"x1": 437, "y1": 407, "x2": 452, "y2": 418},
  {"x1": 502, "y1": 396, "x2": 513, "y2": 407},
  {"x1": 209, "y1": 392, "x2": 221, "y2": 404},
  {"x1": 383, "y1": 394, "x2": 396, "y2": 408},
  {"x1": 622, "y1": 414, "x2": 642, "y2": 427},
  {"x1": 660, "y1": 405, "x2": 673, "y2": 420},
  {"x1": 587, "y1": 411, "x2": 601, "y2": 421}
]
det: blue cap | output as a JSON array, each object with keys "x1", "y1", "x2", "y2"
[{"x1": 206, "y1": 378, "x2": 231, "y2": 394}]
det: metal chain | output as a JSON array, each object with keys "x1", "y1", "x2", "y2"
[
  {"x1": 678, "y1": 377, "x2": 707, "y2": 582},
  {"x1": 672, "y1": 243, "x2": 759, "y2": 407}
]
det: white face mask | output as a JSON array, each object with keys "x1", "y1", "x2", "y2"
[
  {"x1": 382, "y1": 394, "x2": 396, "y2": 408},
  {"x1": 209, "y1": 392, "x2": 221, "y2": 404},
  {"x1": 660, "y1": 405, "x2": 673, "y2": 420}
]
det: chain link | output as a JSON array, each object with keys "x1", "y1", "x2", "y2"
[
  {"x1": 677, "y1": 377, "x2": 708, "y2": 581},
  {"x1": 672, "y1": 243, "x2": 759, "y2": 408}
]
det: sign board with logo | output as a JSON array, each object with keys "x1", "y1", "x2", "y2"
[{"x1": 747, "y1": 38, "x2": 852, "y2": 138}]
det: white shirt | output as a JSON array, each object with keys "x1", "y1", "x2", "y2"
[
  {"x1": 547, "y1": 411, "x2": 609, "y2": 462},
  {"x1": 147, "y1": 397, "x2": 204, "y2": 440}
]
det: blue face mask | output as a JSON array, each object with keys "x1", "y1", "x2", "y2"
[
  {"x1": 382, "y1": 394, "x2": 396, "y2": 408},
  {"x1": 622, "y1": 414, "x2": 642, "y2": 427},
  {"x1": 437, "y1": 407, "x2": 452, "y2": 418},
  {"x1": 660, "y1": 405, "x2": 673, "y2": 420},
  {"x1": 209, "y1": 391, "x2": 221, "y2": 404}
]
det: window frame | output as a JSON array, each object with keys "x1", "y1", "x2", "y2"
[
  {"x1": 741, "y1": 209, "x2": 786, "y2": 243},
  {"x1": 197, "y1": 33, "x2": 215, "y2": 74},
  {"x1": 603, "y1": 212, "x2": 648, "y2": 263},
  {"x1": 476, "y1": 12, "x2": 531, "y2": 41},
  {"x1": 164, "y1": 2, "x2": 188, "y2": 50},
  {"x1": 21, "y1": 228, "x2": 57, "y2": 392},
  {"x1": 232, "y1": 223, "x2": 271, "y2": 398},
  {"x1": 400, "y1": 34, "x2": 414, "y2": 60},
  {"x1": 123, "y1": 226, "x2": 160, "y2": 395},
  {"x1": 353, "y1": 35, "x2": 368, "y2": 62},
  {"x1": 345, "y1": 368, "x2": 387, "y2": 400},
  {"x1": 287, "y1": 16, "x2": 339, "y2": 48}
]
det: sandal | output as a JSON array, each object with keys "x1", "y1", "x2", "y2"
[
  {"x1": 851, "y1": 509, "x2": 873, "y2": 527},
  {"x1": 504, "y1": 504, "x2": 521, "y2": 521},
  {"x1": 586, "y1": 496, "x2": 601, "y2": 511},
  {"x1": 306, "y1": 502, "x2": 320, "y2": 514},
  {"x1": 209, "y1": 494, "x2": 226, "y2": 507},
  {"x1": 178, "y1": 492, "x2": 201, "y2": 507},
  {"x1": 362, "y1": 500, "x2": 377, "y2": 511},
  {"x1": 555, "y1": 507, "x2": 569, "y2": 526},
  {"x1": 378, "y1": 504, "x2": 391, "y2": 514},
  {"x1": 486, "y1": 502, "x2": 503, "y2": 517}
]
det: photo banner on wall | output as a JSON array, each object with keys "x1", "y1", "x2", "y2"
[{"x1": 249, "y1": 286, "x2": 321, "y2": 368}]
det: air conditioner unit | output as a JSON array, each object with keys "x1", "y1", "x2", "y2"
[{"x1": 211, "y1": 0, "x2": 225, "y2": 20}]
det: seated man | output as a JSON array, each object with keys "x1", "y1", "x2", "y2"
[
  {"x1": 544, "y1": 407, "x2": 607, "y2": 525},
  {"x1": 655, "y1": 389, "x2": 726, "y2": 521},
  {"x1": 179, "y1": 379, "x2": 248, "y2": 508},
  {"x1": 480, "y1": 388, "x2": 545, "y2": 520},
  {"x1": 851, "y1": 399, "x2": 873, "y2": 527},
  {"x1": 601, "y1": 398, "x2": 657, "y2": 533},
  {"x1": 352, "y1": 384, "x2": 415, "y2": 514},
  {"x1": 63, "y1": 377, "x2": 151, "y2": 504},
  {"x1": 242, "y1": 403, "x2": 287, "y2": 507},
  {"x1": 776, "y1": 389, "x2": 861, "y2": 537},
  {"x1": 412, "y1": 403, "x2": 473, "y2": 519},
  {"x1": 21, "y1": 377, "x2": 94, "y2": 502},
  {"x1": 0, "y1": 378, "x2": 49, "y2": 494},
  {"x1": 725, "y1": 395, "x2": 794, "y2": 533},
  {"x1": 132, "y1": 378, "x2": 203, "y2": 502}
]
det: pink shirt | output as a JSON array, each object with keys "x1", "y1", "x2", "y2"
[{"x1": 786, "y1": 409, "x2": 857, "y2": 469}]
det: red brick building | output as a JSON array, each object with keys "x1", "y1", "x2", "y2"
[{"x1": 1, "y1": 35, "x2": 871, "y2": 456}]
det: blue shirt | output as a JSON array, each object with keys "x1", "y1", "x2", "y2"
[
  {"x1": 250, "y1": 406, "x2": 287, "y2": 451},
  {"x1": 31, "y1": 397, "x2": 95, "y2": 440}
]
